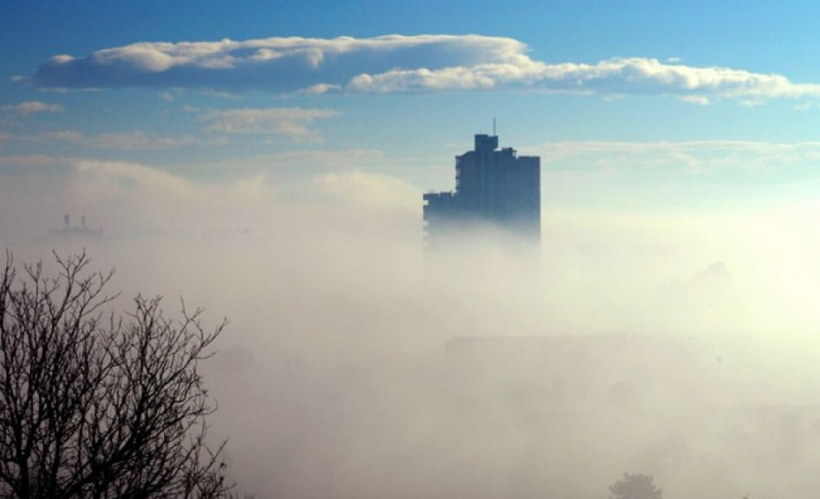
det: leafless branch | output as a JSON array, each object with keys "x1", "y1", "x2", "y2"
[{"x1": 0, "y1": 252, "x2": 244, "y2": 498}]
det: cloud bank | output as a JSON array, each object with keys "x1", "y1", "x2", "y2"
[{"x1": 30, "y1": 35, "x2": 820, "y2": 103}]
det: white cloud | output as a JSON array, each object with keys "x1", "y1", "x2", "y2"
[
  {"x1": 3, "y1": 101, "x2": 64, "y2": 114},
  {"x1": 0, "y1": 154, "x2": 66, "y2": 166},
  {"x1": 28, "y1": 34, "x2": 820, "y2": 104},
  {"x1": 32, "y1": 35, "x2": 520, "y2": 93},
  {"x1": 531, "y1": 139, "x2": 820, "y2": 175},
  {"x1": 158, "y1": 88, "x2": 238, "y2": 102},
  {"x1": 680, "y1": 95, "x2": 711, "y2": 105},
  {"x1": 198, "y1": 107, "x2": 338, "y2": 140},
  {"x1": 47, "y1": 130, "x2": 203, "y2": 150},
  {"x1": 346, "y1": 57, "x2": 820, "y2": 102}
]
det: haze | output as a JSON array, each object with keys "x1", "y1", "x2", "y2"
[{"x1": 4, "y1": 1, "x2": 820, "y2": 497}]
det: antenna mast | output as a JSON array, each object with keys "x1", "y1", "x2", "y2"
[{"x1": 493, "y1": 117, "x2": 496, "y2": 136}]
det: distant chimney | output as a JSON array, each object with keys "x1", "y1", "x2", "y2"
[
  {"x1": 64, "y1": 214, "x2": 70, "y2": 228},
  {"x1": 81, "y1": 215, "x2": 86, "y2": 227}
]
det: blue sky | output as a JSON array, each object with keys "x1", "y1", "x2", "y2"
[{"x1": 3, "y1": 0, "x2": 820, "y2": 242}]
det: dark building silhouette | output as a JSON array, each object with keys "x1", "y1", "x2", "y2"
[{"x1": 423, "y1": 134, "x2": 540, "y2": 248}]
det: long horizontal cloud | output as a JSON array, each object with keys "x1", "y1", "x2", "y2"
[
  {"x1": 2, "y1": 101, "x2": 64, "y2": 114},
  {"x1": 46, "y1": 130, "x2": 204, "y2": 150},
  {"x1": 348, "y1": 58, "x2": 820, "y2": 103},
  {"x1": 30, "y1": 35, "x2": 820, "y2": 103},
  {"x1": 197, "y1": 107, "x2": 338, "y2": 140},
  {"x1": 530, "y1": 139, "x2": 820, "y2": 178},
  {"x1": 32, "y1": 35, "x2": 521, "y2": 93}
]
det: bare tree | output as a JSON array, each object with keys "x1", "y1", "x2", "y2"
[
  {"x1": 0, "y1": 252, "x2": 242, "y2": 498},
  {"x1": 608, "y1": 473, "x2": 663, "y2": 499}
]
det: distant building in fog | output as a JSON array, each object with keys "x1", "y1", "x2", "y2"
[
  {"x1": 423, "y1": 133, "x2": 540, "y2": 249},
  {"x1": 48, "y1": 214, "x2": 103, "y2": 239}
]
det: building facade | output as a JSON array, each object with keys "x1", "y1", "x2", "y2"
[{"x1": 423, "y1": 134, "x2": 540, "y2": 247}]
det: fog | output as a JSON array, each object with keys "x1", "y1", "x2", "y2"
[{"x1": 3, "y1": 162, "x2": 820, "y2": 498}]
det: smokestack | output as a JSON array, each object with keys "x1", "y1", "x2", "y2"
[
  {"x1": 64, "y1": 214, "x2": 70, "y2": 228},
  {"x1": 81, "y1": 215, "x2": 86, "y2": 228}
]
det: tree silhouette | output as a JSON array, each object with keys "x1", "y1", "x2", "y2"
[
  {"x1": 608, "y1": 473, "x2": 663, "y2": 499},
  {"x1": 0, "y1": 252, "x2": 241, "y2": 498}
]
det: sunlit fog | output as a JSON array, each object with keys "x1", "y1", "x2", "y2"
[{"x1": 3, "y1": 154, "x2": 820, "y2": 498}]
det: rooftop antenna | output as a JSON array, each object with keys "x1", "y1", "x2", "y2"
[{"x1": 493, "y1": 117, "x2": 497, "y2": 136}]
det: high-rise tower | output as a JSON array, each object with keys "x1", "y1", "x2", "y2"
[{"x1": 423, "y1": 134, "x2": 540, "y2": 248}]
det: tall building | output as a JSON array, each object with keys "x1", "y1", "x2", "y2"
[{"x1": 423, "y1": 133, "x2": 540, "y2": 248}]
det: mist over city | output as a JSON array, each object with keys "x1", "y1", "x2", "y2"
[{"x1": 4, "y1": 1, "x2": 820, "y2": 498}]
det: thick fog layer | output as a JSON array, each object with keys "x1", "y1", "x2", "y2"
[{"x1": 3, "y1": 162, "x2": 820, "y2": 498}]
